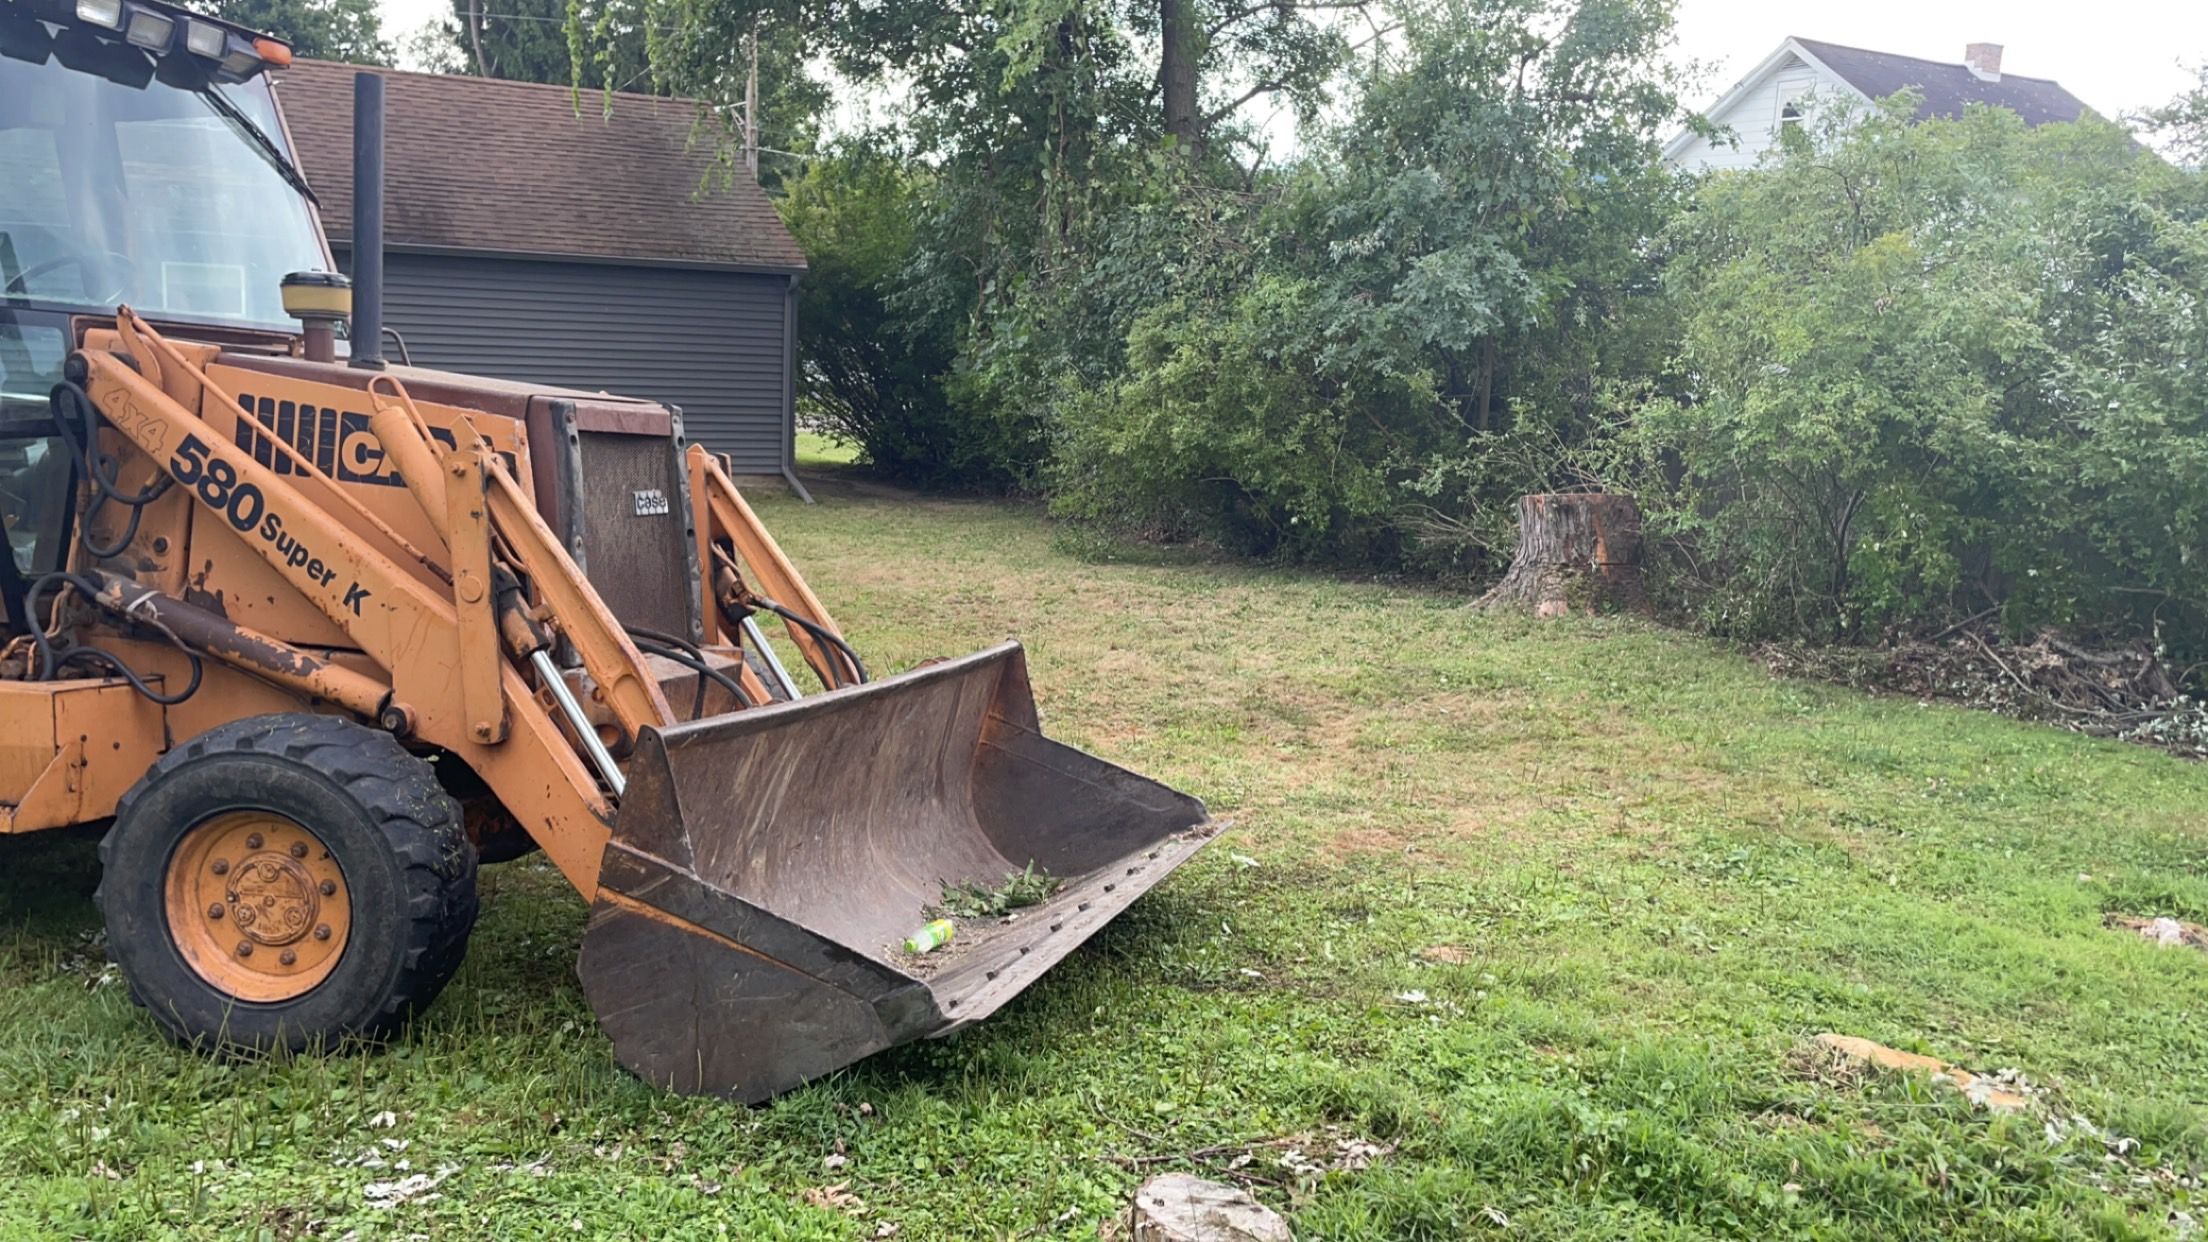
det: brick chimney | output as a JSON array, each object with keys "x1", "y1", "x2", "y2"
[{"x1": 1965, "y1": 42, "x2": 2003, "y2": 82}]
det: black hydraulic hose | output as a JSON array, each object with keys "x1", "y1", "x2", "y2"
[
  {"x1": 55, "y1": 644, "x2": 203, "y2": 705},
  {"x1": 627, "y1": 630, "x2": 756, "y2": 712},
  {"x1": 22, "y1": 571, "x2": 204, "y2": 705},
  {"x1": 711, "y1": 592, "x2": 829, "y2": 689},
  {"x1": 49, "y1": 381, "x2": 174, "y2": 559},
  {"x1": 753, "y1": 597, "x2": 869, "y2": 687}
]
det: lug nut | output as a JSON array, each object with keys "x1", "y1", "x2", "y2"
[
  {"x1": 210, "y1": 859, "x2": 229, "y2": 876},
  {"x1": 245, "y1": 833, "x2": 263, "y2": 849},
  {"x1": 313, "y1": 924, "x2": 331, "y2": 941},
  {"x1": 319, "y1": 880, "x2": 337, "y2": 896},
  {"x1": 279, "y1": 950, "x2": 296, "y2": 966},
  {"x1": 290, "y1": 842, "x2": 309, "y2": 859},
  {"x1": 206, "y1": 904, "x2": 225, "y2": 920},
  {"x1": 235, "y1": 942, "x2": 253, "y2": 958}
]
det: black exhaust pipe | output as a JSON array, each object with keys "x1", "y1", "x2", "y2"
[{"x1": 349, "y1": 71, "x2": 385, "y2": 370}]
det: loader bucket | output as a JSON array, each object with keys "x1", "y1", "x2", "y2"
[{"x1": 576, "y1": 641, "x2": 1215, "y2": 1102}]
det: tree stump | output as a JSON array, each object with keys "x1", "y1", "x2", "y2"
[{"x1": 1477, "y1": 493, "x2": 1645, "y2": 617}]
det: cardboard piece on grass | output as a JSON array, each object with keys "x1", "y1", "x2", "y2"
[{"x1": 1813, "y1": 1033, "x2": 2028, "y2": 1113}]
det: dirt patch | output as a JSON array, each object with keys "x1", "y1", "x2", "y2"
[
  {"x1": 1323, "y1": 825, "x2": 1411, "y2": 860},
  {"x1": 2107, "y1": 914, "x2": 2208, "y2": 951}
]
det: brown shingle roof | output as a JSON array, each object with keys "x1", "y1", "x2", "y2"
[{"x1": 273, "y1": 60, "x2": 805, "y2": 272}]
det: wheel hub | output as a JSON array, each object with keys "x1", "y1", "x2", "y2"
[
  {"x1": 229, "y1": 853, "x2": 318, "y2": 947},
  {"x1": 165, "y1": 812, "x2": 350, "y2": 1001}
]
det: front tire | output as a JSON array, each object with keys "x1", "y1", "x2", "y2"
[{"x1": 97, "y1": 714, "x2": 477, "y2": 1052}]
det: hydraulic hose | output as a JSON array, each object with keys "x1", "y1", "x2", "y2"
[
  {"x1": 22, "y1": 571, "x2": 204, "y2": 705},
  {"x1": 48, "y1": 381, "x2": 174, "y2": 560},
  {"x1": 627, "y1": 628, "x2": 757, "y2": 713}
]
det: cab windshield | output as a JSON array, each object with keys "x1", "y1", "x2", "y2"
[{"x1": 0, "y1": 19, "x2": 328, "y2": 331}]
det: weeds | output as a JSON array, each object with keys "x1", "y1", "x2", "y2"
[{"x1": 932, "y1": 864, "x2": 1063, "y2": 919}]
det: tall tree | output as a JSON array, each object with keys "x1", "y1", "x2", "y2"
[
  {"x1": 1160, "y1": 0, "x2": 1199, "y2": 147},
  {"x1": 440, "y1": 0, "x2": 649, "y2": 91}
]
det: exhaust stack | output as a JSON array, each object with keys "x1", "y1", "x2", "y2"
[{"x1": 348, "y1": 70, "x2": 385, "y2": 369}]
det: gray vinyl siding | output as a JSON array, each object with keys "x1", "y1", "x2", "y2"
[{"x1": 334, "y1": 248, "x2": 790, "y2": 472}]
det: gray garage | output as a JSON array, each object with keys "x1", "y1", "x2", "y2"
[{"x1": 270, "y1": 60, "x2": 807, "y2": 493}]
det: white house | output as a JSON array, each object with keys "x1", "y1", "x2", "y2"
[{"x1": 1665, "y1": 37, "x2": 2095, "y2": 173}]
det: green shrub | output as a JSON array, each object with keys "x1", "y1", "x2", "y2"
[{"x1": 1637, "y1": 100, "x2": 2208, "y2": 652}]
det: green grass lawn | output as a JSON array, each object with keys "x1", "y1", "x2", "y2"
[
  {"x1": 795, "y1": 430, "x2": 860, "y2": 468},
  {"x1": 6, "y1": 489, "x2": 2208, "y2": 1239}
]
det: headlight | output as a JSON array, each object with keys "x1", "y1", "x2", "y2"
[
  {"x1": 121, "y1": 3, "x2": 173, "y2": 50},
  {"x1": 73, "y1": 0, "x2": 124, "y2": 29},
  {"x1": 184, "y1": 16, "x2": 224, "y2": 58}
]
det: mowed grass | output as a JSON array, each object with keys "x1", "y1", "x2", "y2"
[
  {"x1": 6, "y1": 485, "x2": 2208, "y2": 1240},
  {"x1": 795, "y1": 431, "x2": 860, "y2": 468}
]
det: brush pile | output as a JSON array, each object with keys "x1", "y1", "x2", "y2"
[{"x1": 1758, "y1": 627, "x2": 2208, "y2": 759}]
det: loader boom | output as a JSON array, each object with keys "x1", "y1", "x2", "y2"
[{"x1": 80, "y1": 311, "x2": 627, "y2": 893}]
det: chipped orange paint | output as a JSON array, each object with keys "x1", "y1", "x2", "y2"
[
  {"x1": 38, "y1": 313, "x2": 619, "y2": 896},
  {"x1": 164, "y1": 810, "x2": 351, "y2": 1001}
]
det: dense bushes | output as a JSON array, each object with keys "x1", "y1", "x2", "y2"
[
  {"x1": 1638, "y1": 102, "x2": 2208, "y2": 650},
  {"x1": 764, "y1": 0, "x2": 2208, "y2": 658},
  {"x1": 1042, "y1": 0, "x2": 1685, "y2": 576}
]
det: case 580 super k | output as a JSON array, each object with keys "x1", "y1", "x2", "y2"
[{"x1": 0, "y1": 0, "x2": 1213, "y2": 1100}]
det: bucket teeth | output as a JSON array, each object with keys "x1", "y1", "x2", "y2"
[{"x1": 578, "y1": 641, "x2": 1214, "y2": 1101}]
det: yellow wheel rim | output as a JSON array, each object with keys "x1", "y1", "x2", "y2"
[{"x1": 163, "y1": 811, "x2": 350, "y2": 1002}]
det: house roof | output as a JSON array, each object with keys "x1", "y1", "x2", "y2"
[
  {"x1": 271, "y1": 60, "x2": 806, "y2": 272},
  {"x1": 1790, "y1": 38, "x2": 2095, "y2": 127}
]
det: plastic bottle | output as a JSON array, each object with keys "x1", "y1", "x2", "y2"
[{"x1": 903, "y1": 918, "x2": 956, "y2": 954}]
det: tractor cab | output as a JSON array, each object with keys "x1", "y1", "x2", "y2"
[{"x1": 0, "y1": 0, "x2": 323, "y2": 609}]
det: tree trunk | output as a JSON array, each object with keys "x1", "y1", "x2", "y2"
[
  {"x1": 1160, "y1": 0, "x2": 1200, "y2": 152},
  {"x1": 1478, "y1": 493, "x2": 1646, "y2": 617},
  {"x1": 466, "y1": 0, "x2": 492, "y2": 77}
]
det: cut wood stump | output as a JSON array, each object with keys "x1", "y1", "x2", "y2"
[{"x1": 1477, "y1": 493, "x2": 1645, "y2": 617}]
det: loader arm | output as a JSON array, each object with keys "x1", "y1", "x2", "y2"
[
  {"x1": 77, "y1": 310, "x2": 658, "y2": 897},
  {"x1": 689, "y1": 444, "x2": 863, "y2": 692}
]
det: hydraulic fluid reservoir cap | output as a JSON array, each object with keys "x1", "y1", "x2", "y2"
[
  {"x1": 281, "y1": 270, "x2": 352, "y2": 319},
  {"x1": 903, "y1": 919, "x2": 955, "y2": 955}
]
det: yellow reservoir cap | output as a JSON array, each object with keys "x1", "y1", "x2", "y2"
[{"x1": 281, "y1": 271, "x2": 352, "y2": 318}]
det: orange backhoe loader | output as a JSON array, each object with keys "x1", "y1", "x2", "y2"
[{"x1": 0, "y1": 0, "x2": 1214, "y2": 1101}]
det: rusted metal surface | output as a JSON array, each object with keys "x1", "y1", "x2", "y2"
[
  {"x1": 85, "y1": 571, "x2": 403, "y2": 728},
  {"x1": 575, "y1": 427, "x2": 695, "y2": 639},
  {"x1": 578, "y1": 641, "x2": 1216, "y2": 1101}
]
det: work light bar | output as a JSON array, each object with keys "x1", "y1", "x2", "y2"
[{"x1": 18, "y1": 0, "x2": 293, "y2": 79}]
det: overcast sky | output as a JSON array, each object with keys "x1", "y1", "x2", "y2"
[{"x1": 376, "y1": 0, "x2": 2208, "y2": 123}]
